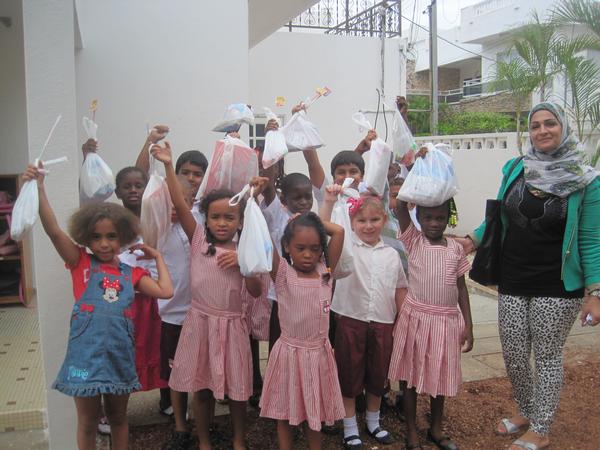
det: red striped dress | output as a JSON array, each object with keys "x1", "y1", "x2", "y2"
[
  {"x1": 259, "y1": 258, "x2": 345, "y2": 431},
  {"x1": 168, "y1": 225, "x2": 253, "y2": 401},
  {"x1": 388, "y1": 224, "x2": 470, "y2": 397}
]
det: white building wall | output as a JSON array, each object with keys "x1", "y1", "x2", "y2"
[
  {"x1": 0, "y1": 0, "x2": 28, "y2": 174},
  {"x1": 414, "y1": 27, "x2": 481, "y2": 73},
  {"x1": 75, "y1": 0, "x2": 249, "y2": 173},
  {"x1": 250, "y1": 31, "x2": 404, "y2": 177}
]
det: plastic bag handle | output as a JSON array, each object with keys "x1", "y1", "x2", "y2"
[
  {"x1": 352, "y1": 112, "x2": 372, "y2": 132},
  {"x1": 229, "y1": 184, "x2": 252, "y2": 206}
]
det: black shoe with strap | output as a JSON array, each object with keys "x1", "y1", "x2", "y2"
[{"x1": 427, "y1": 429, "x2": 459, "y2": 450}]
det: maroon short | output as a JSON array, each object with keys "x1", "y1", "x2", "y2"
[
  {"x1": 334, "y1": 315, "x2": 394, "y2": 398},
  {"x1": 160, "y1": 321, "x2": 183, "y2": 381}
]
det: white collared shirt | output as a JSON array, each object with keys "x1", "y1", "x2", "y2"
[{"x1": 331, "y1": 233, "x2": 408, "y2": 324}]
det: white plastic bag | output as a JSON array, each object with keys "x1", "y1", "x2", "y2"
[
  {"x1": 281, "y1": 110, "x2": 324, "y2": 152},
  {"x1": 363, "y1": 138, "x2": 392, "y2": 196},
  {"x1": 196, "y1": 136, "x2": 259, "y2": 200},
  {"x1": 352, "y1": 111, "x2": 373, "y2": 133},
  {"x1": 261, "y1": 108, "x2": 288, "y2": 169},
  {"x1": 10, "y1": 180, "x2": 39, "y2": 242},
  {"x1": 230, "y1": 185, "x2": 273, "y2": 276},
  {"x1": 390, "y1": 109, "x2": 417, "y2": 162},
  {"x1": 397, "y1": 143, "x2": 458, "y2": 207},
  {"x1": 330, "y1": 178, "x2": 359, "y2": 280},
  {"x1": 80, "y1": 116, "x2": 114, "y2": 202},
  {"x1": 212, "y1": 103, "x2": 255, "y2": 133},
  {"x1": 140, "y1": 157, "x2": 171, "y2": 249}
]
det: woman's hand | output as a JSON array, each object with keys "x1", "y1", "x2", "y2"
[
  {"x1": 455, "y1": 236, "x2": 476, "y2": 255},
  {"x1": 581, "y1": 295, "x2": 600, "y2": 326},
  {"x1": 81, "y1": 138, "x2": 98, "y2": 159},
  {"x1": 461, "y1": 327, "x2": 474, "y2": 353},
  {"x1": 217, "y1": 251, "x2": 239, "y2": 270},
  {"x1": 130, "y1": 243, "x2": 160, "y2": 260},
  {"x1": 150, "y1": 142, "x2": 173, "y2": 165},
  {"x1": 22, "y1": 162, "x2": 45, "y2": 187}
]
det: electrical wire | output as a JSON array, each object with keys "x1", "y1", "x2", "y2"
[
  {"x1": 401, "y1": 10, "x2": 496, "y2": 62},
  {"x1": 441, "y1": 0, "x2": 460, "y2": 26}
]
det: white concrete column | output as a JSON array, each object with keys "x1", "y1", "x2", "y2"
[{"x1": 22, "y1": 0, "x2": 80, "y2": 448}]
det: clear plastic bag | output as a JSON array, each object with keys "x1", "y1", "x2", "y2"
[
  {"x1": 10, "y1": 180, "x2": 39, "y2": 242},
  {"x1": 330, "y1": 178, "x2": 358, "y2": 279},
  {"x1": 212, "y1": 103, "x2": 255, "y2": 133},
  {"x1": 80, "y1": 116, "x2": 114, "y2": 202},
  {"x1": 230, "y1": 185, "x2": 273, "y2": 276},
  {"x1": 390, "y1": 110, "x2": 417, "y2": 163},
  {"x1": 261, "y1": 108, "x2": 288, "y2": 169},
  {"x1": 140, "y1": 158, "x2": 171, "y2": 250},
  {"x1": 282, "y1": 110, "x2": 324, "y2": 152},
  {"x1": 352, "y1": 111, "x2": 373, "y2": 133},
  {"x1": 363, "y1": 138, "x2": 392, "y2": 196},
  {"x1": 196, "y1": 136, "x2": 259, "y2": 200},
  {"x1": 397, "y1": 143, "x2": 458, "y2": 207}
]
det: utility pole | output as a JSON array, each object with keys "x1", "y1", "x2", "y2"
[{"x1": 428, "y1": 0, "x2": 438, "y2": 135}]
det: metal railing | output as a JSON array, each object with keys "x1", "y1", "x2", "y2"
[
  {"x1": 288, "y1": 0, "x2": 401, "y2": 37},
  {"x1": 407, "y1": 78, "x2": 508, "y2": 104}
]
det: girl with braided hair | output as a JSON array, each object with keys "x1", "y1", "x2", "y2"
[
  {"x1": 259, "y1": 211, "x2": 346, "y2": 450},
  {"x1": 151, "y1": 142, "x2": 263, "y2": 450}
]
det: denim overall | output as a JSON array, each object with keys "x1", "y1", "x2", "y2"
[{"x1": 52, "y1": 258, "x2": 141, "y2": 396}]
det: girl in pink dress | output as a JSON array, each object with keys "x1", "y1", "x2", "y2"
[
  {"x1": 259, "y1": 211, "x2": 345, "y2": 450},
  {"x1": 389, "y1": 193, "x2": 474, "y2": 450},
  {"x1": 151, "y1": 143, "x2": 263, "y2": 450}
]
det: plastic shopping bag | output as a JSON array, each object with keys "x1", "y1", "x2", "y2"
[
  {"x1": 390, "y1": 110, "x2": 417, "y2": 163},
  {"x1": 140, "y1": 159, "x2": 171, "y2": 249},
  {"x1": 282, "y1": 110, "x2": 324, "y2": 152},
  {"x1": 230, "y1": 185, "x2": 273, "y2": 276},
  {"x1": 10, "y1": 180, "x2": 39, "y2": 242},
  {"x1": 212, "y1": 103, "x2": 255, "y2": 133},
  {"x1": 79, "y1": 116, "x2": 114, "y2": 202},
  {"x1": 261, "y1": 108, "x2": 288, "y2": 169},
  {"x1": 352, "y1": 111, "x2": 373, "y2": 133},
  {"x1": 397, "y1": 143, "x2": 458, "y2": 207},
  {"x1": 197, "y1": 136, "x2": 259, "y2": 199},
  {"x1": 363, "y1": 138, "x2": 392, "y2": 196},
  {"x1": 330, "y1": 178, "x2": 359, "y2": 279}
]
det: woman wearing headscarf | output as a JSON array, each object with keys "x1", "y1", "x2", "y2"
[{"x1": 460, "y1": 102, "x2": 600, "y2": 450}]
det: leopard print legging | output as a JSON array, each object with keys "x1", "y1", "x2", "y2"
[{"x1": 498, "y1": 294, "x2": 582, "y2": 436}]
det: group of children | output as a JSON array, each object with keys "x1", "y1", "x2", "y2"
[{"x1": 25, "y1": 104, "x2": 474, "y2": 450}]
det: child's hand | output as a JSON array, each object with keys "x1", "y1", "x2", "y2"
[
  {"x1": 150, "y1": 142, "x2": 173, "y2": 165},
  {"x1": 130, "y1": 243, "x2": 160, "y2": 260},
  {"x1": 227, "y1": 131, "x2": 241, "y2": 139},
  {"x1": 265, "y1": 119, "x2": 279, "y2": 133},
  {"x1": 415, "y1": 146, "x2": 429, "y2": 159},
  {"x1": 81, "y1": 138, "x2": 98, "y2": 158},
  {"x1": 217, "y1": 251, "x2": 239, "y2": 269},
  {"x1": 22, "y1": 162, "x2": 45, "y2": 186},
  {"x1": 461, "y1": 328, "x2": 474, "y2": 353},
  {"x1": 250, "y1": 176, "x2": 270, "y2": 197},
  {"x1": 148, "y1": 125, "x2": 169, "y2": 144},
  {"x1": 291, "y1": 102, "x2": 306, "y2": 115},
  {"x1": 355, "y1": 130, "x2": 377, "y2": 154},
  {"x1": 324, "y1": 184, "x2": 343, "y2": 203}
]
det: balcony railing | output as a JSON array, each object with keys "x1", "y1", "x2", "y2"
[
  {"x1": 288, "y1": 0, "x2": 401, "y2": 37},
  {"x1": 407, "y1": 78, "x2": 508, "y2": 104}
]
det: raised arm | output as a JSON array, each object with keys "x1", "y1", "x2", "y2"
[
  {"x1": 150, "y1": 142, "x2": 196, "y2": 242},
  {"x1": 135, "y1": 125, "x2": 169, "y2": 175},
  {"x1": 132, "y1": 243, "x2": 174, "y2": 299},
  {"x1": 302, "y1": 149, "x2": 325, "y2": 190},
  {"x1": 354, "y1": 130, "x2": 377, "y2": 155},
  {"x1": 323, "y1": 221, "x2": 344, "y2": 273},
  {"x1": 318, "y1": 183, "x2": 344, "y2": 222},
  {"x1": 24, "y1": 163, "x2": 81, "y2": 267}
]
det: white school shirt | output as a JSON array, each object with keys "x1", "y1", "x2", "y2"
[{"x1": 331, "y1": 233, "x2": 408, "y2": 324}]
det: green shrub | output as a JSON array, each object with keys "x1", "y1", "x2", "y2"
[{"x1": 437, "y1": 111, "x2": 517, "y2": 135}]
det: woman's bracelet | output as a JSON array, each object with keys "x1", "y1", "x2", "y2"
[{"x1": 587, "y1": 288, "x2": 600, "y2": 298}]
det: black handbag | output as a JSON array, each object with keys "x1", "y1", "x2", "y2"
[
  {"x1": 468, "y1": 199, "x2": 502, "y2": 286},
  {"x1": 469, "y1": 156, "x2": 523, "y2": 286}
]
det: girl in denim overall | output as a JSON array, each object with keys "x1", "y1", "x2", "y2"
[{"x1": 22, "y1": 163, "x2": 173, "y2": 450}]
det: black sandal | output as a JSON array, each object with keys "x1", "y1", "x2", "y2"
[
  {"x1": 427, "y1": 429, "x2": 459, "y2": 450},
  {"x1": 366, "y1": 426, "x2": 394, "y2": 444},
  {"x1": 343, "y1": 435, "x2": 363, "y2": 449}
]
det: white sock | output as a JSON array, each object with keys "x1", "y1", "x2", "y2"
[
  {"x1": 342, "y1": 415, "x2": 361, "y2": 444},
  {"x1": 366, "y1": 409, "x2": 387, "y2": 438}
]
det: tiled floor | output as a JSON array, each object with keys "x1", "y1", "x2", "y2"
[{"x1": 0, "y1": 304, "x2": 46, "y2": 433}]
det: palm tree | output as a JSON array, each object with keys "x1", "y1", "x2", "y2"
[
  {"x1": 510, "y1": 12, "x2": 558, "y2": 101},
  {"x1": 552, "y1": 0, "x2": 600, "y2": 46},
  {"x1": 491, "y1": 59, "x2": 539, "y2": 153}
]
